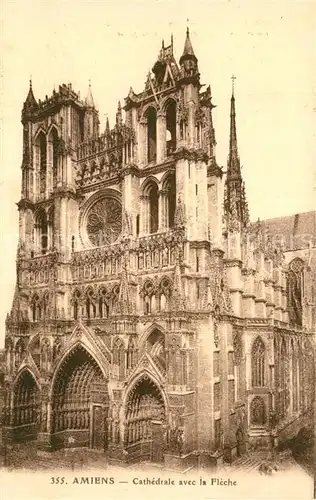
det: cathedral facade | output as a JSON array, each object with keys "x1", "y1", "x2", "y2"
[{"x1": 3, "y1": 30, "x2": 315, "y2": 469}]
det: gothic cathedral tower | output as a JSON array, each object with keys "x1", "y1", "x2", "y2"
[{"x1": 3, "y1": 30, "x2": 314, "y2": 470}]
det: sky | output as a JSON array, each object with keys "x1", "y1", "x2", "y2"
[{"x1": 0, "y1": 0, "x2": 315, "y2": 346}]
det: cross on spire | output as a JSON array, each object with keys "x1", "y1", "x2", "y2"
[{"x1": 231, "y1": 74, "x2": 237, "y2": 96}]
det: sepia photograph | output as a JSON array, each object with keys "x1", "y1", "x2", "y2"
[{"x1": 0, "y1": 1, "x2": 315, "y2": 499}]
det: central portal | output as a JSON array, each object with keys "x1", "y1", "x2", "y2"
[{"x1": 124, "y1": 375, "x2": 166, "y2": 463}]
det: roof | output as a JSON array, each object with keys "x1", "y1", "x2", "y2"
[{"x1": 258, "y1": 211, "x2": 316, "y2": 251}]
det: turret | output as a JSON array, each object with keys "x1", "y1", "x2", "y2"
[
  {"x1": 179, "y1": 28, "x2": 199, "y2": 83},
  {"x1": 83, "y1": 81, "x2": 100, "y2": 140},
  {"x1": 21, "y1": 80, "x2": 38, "y2": 123}
]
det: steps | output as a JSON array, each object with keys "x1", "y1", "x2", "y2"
[{"x1": 221, "y1": 452, "x2": 269, "y2": 474}]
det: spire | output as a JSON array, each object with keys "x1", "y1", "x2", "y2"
[
  {"x1": 85, "y1": 80, "x2": 95, "y2": 108},
  {"x1": 22, "y1": 79, "x2": 38, "y2": 118},
  {"x1": 228, "y1": 75, "x2": 240, "y2": 178},
  {"x1": 105, "y1": 116, "x2": 110, "y2": 134},
  {"x1": 225, "y1": 76, "x2": 249, "y2": 229},
  {"x1": 116, "y1": 101, "x2": 122, "y2": 125},
  {"x1": 180, "y1": 27, "x2": 197, "y2": 64}
]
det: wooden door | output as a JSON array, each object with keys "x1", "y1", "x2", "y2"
[
  {"x1": 151, "y1": 421, "x2": 164, "y2": 463},
  {"x1": 91, "y1": 405, "x2": 105, "y2": 450}
]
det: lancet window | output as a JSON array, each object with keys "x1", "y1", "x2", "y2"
[
  {"x1": 287, "y1": 258, "x2": 304, "y2": 326},
  {"x1": 35, "y1": 210, "x2": 48, "y2": 255},
  {"x1": 142, "y1": 280, "x2": 156, "y2": 315},
  {"x1": 162, "y1": 172, "x2": 176, "y2": 229},
  {"x1": 165, "y1": 100, "x2": 177, "y2": 155},
  {"x1": 32, "y1": 293, "x2": 42, "y2": 321},
  {"x1": 157, "y1": 277, "x2": 172, "y2": 312},
  {"x1": 147, "y1": 107, "x2": 157, "y2": 163},
  {"x1": 15, "y1": 338, "x2": 26, "y2": 368},
  {"x1": 251, "y1": 336, "x2": 265, "y2": 387}
]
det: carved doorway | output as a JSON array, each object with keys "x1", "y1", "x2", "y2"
[
  {"x1": 124, "y1": 375, "x2": 166, "y2": 463},
  {"x1": 52, "y1": 344, "x2": 108, "y2": 450},
  {"x1": 151, "y1": 420, "x2": 164, "y2": 463},
  {"x1": 91, "y1": 404, "x2": 107, "y2": 450},
  {"x1": 12, "y1": 370, "x2": 39, "y2": 441}
]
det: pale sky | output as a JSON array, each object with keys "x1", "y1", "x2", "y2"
[{"x1": 0, "y1": 0, "x2": 315, "y2": 346}]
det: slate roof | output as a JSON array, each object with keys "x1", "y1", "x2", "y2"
[{"x1": 258, "y1": 211, "x2": 316, "y2": 251}]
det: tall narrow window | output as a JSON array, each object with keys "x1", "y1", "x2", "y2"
[
  {"x1": 147, "y1": 107, "x2": 157, "y2": 163},
  {"x1": 39, "y1": 132, "x2": 47, "y2": 195},
  {"x1": 287, "y1": 258, "x2": 304, "y2": 326},
  {"x1": 251, "y1": 337, "x2": 265, "y2": 387},
  {"x1": 148, "y1": 183, "x2": 159, "y2": 233},
  {"x1": 37, "y1": 212, "x2": 48, "y2": 255},
  {"x1": 166, "y1": 100, "x2": 176, "y2": 155},
  {"x1": 163, "y1": 172, "x2": 176, "y2": 229},
  {"x1": 136, "y1": 214, "x2": 140, "y2": 236},
  {"x1": 51, "y1": 128, "x2": 59, "y2": 189}
]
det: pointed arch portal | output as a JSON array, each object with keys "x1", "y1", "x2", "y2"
[
  {"x1": 11, "y1": 369, "x2": 40, "y2": 441},
  {"x1": 51, "y1": 344, "x2": 109, "y2": 450},
  {"x1": 124, "y1": 375, "x2": 166, "y2": 463}
]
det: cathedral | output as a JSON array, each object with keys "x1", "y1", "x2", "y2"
[{"x1": 3, "y1": 30, "x2": 315, "y2": 470}]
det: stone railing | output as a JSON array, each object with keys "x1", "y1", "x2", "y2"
[
  {"x1": 136, "y1": 230, "x2": 185, "y2": 271},
  {"x1": 71, "y1": 244, "x2": 123, "y2": 281},
  {"x1": 19, "y1": 251, "x2": 58, "y2": 285}
]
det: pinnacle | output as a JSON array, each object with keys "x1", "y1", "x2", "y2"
[
  {"x1": 182, "y1": 27, "x2": 196, "y2": 58},
  {"x1": 85, "y1": 80, "x2": 95, "y2": 108}
]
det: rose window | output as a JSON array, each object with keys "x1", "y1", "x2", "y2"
[{"x1": 86, "y1": 197, "x2": 122, "y2": 246}]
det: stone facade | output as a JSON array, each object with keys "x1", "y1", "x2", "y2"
[{"x1": 3, "y1": 30, "x2": 315, "y2": 469}]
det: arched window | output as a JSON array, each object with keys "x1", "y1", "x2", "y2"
[
  {"x1": 163, "y1": 172, "x2": 176, "y2": 229},
  {"x1": 250, "y1": 396, "x2": 266, "y2": 425},
  {"x1": 147, "y1": 107, "x2": 157, "y2": 163},
  {"x1": 49, "y1": 127, "x2": 59, "y2": 189},
  {"x1": 38, "y1": 132, "x2": 47, "y2": 196},
  {"x1": 251, "y1": 337, "x2": 265, "y2": 387},
  {"x1": 32, "y1": 294, "x2": 41, "y2": 321},
  {"x1": 158, "y1": 277, "x2": 172, "y2": 312},
  {"x1": 166, "y1": 100, "x2": 177, "y2": 155},
  {"x1": 148, "y1": 183, "x2": 159, "y2": 233},
  {"x1": 35, "y1": 211, "x2": 48, "y2": 255},
  {"x1": 287, "y1": 258, "x2": 304, "y2": 326},
  {"x1": 15, "y1": 338, "x2": 26, "y2": 368},
  {"x1": 142, "y1": 280, "x2": 155, "y2": 315}
]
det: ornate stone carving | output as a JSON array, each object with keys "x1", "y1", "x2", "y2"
[{"x1": 86, "y1": 196, "x2": 122, "y2": 247}]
